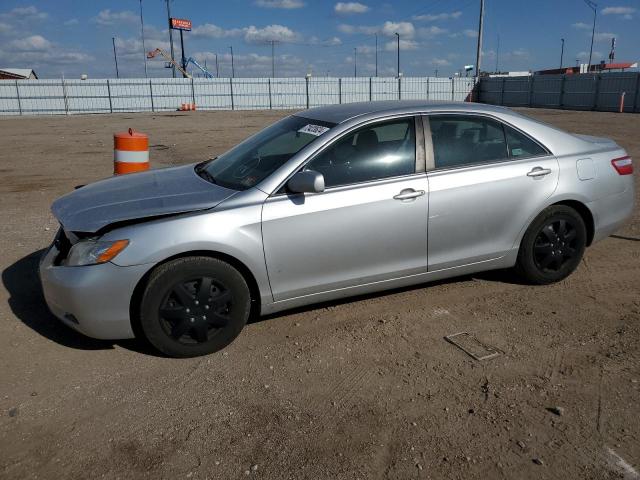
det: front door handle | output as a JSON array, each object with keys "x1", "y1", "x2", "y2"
[
  {"x1": 393, "y1": 189, "x2": 425, "y2": 201},
  {"x1": 527, "y1": 167, "x2": 552, "y2": 177}
]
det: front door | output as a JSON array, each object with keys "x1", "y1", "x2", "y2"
[{"x1": 261, "y1": 116, "x2": 429, "y2": 301}]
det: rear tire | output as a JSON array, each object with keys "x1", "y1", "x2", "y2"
[
  {"x1": 140, "y1": 256, "x2": 251, "y2": 357},
  {"x1": 515, "y1": 205, "x2": 587, "y2": 285}
]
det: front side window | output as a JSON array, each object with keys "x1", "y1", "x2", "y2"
[
  {"x1": 430, "y1": 115, "x2": 508, "y2": 169},
  {"x1": 199, "y1": 115, "x2": 335, "y2": 190},
  {"x1": 305, "y1": 117, "x2": 416, "y2": 188}
]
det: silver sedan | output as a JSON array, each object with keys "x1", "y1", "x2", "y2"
[{"x1": 40, "y1": 101, "x2": 635, "y2": 357}]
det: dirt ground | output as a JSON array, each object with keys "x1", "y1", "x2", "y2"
[{"x1": 0, "y1": 107, "x2": 638, "y2": 480}]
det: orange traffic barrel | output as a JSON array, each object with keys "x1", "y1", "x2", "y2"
[{"x1": 114, "y1": 128, "x2": 149, "y2": 175}]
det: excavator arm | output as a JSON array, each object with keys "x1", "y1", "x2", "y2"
[{"x1": 146, "y1": 48, "x2": 191, "y2": 78}]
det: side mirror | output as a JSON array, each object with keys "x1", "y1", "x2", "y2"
[{"x1": 287, "y1": 170, "x2": 325, "y2": 194}]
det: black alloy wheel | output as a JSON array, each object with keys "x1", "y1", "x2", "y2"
[
  {"x1": 140, "y1": 257, "x2": 251, "y2": 357},
  {"x1": 516, "y1": 205, "x2": 587, "y2": 285}
]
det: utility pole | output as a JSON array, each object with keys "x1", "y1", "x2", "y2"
[
  {"x1": 475, "y1": 0, "x2": 484, "y2": 79},
  {"x1": 560, "y1": 38, "x2": 565, "y2": 70},
  {"x1": 166, "y1": 0, "x2": 175, "y2": 77},
  {"x1": 584, "y1": 0, "x2": 597, "y2": 71},
  {"x1": 179, "y1": 29, "x2": 187, "y2": 77},
  {"x1": 215, "y1": 53, "x2": 219, "y2": 77},
  {"x1": 354, "y1": 47, "x2": 357, "y2": 77},
  {"x1": 395, "y1": 32, "x2": 400, "y2": 77},
  {"x1": 495, "y1": 34, "x2": 500, "y2": 73},
  {"x1": 271, "y1": 40, "x2": 275, "y2": 78},
  {"x1": 112, "y1": 37, "x2": 119, "y2": 78},
  {"x1": 229, "y1": 46, "x2": 235, "y2": 78},
  {"x1": 375, "y1": 33, "x2": 378, "y2": 77},
  {"x1": 139, "y1": 0, "x2": 147, "y2": 77}
]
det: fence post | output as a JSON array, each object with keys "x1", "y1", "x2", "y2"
[
  {"x1": 500, "y1": 77, "x2": 505, "y2": 105},
  {"x1": 559, "y1": 75, "x2": 566, "y2": 108},
  {"x1": 229, "y1": 77, "x2": 234, "y2": 110},
  {"x1": 592, "y1": 74, "x2": 600, "y2": 111},
  {"x1": 338, "y1": 78, "x2": 342, "y2": 104},
  {"x1": 107, "y1": 79, "x2": 113, "y2": 113},
  {"x1": 398, "y1": 77, "x2": 402, "y2": 100},
  {"x1": 62, "y1": 78, "x2": 69, "y2": 115},
  {"x1": 268, "y1": 78, "x2": 272, "y2": 110},
  {"x1": 527, "y1": 76, "x2": 533, "y2": 107},
  {"x1": 305, "y1": 76, "x2": 310, "y2": 109},
  {"x1": 633, "y1": 73, "x2": 640, "y2": 113},
  {"x1": 191, "y1": 77, "x2": 196, "y2": 105},
  {"x1": 369, "y1": 77, "x2": 372, "y2": 101},
  {"x1": 149, "y1": 79, "x2": 154, "y2": 112},
  {"x1": 15, "y1": 80, "x2": 22, "y2": 115},
  {"x1": 426, "y1": 77, "x2": 430, "y2": 101},
  {"x1": 452, "y1": 78, "x2": 456, "y2": 101}
]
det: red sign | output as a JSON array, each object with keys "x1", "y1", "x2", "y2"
[{"x1": 170, "y1": 18, "x2": 192, "y2": 31}]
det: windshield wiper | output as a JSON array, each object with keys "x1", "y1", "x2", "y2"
[{"x1": 195, "y1": 163, "x2": 217, "y2": 185}]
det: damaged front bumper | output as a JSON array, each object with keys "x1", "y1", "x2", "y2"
[{"x1": 38, "y1": 238, "x2": 151, "y2": 340}]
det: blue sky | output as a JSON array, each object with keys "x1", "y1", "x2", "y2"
[{"x1": 0, "y1": 0, "x2": 638, "y2": 78}]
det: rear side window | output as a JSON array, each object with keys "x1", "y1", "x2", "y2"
[
  {"x1": 430, "y1": 115, "x2": 508, "y2": 169},
  {"x1": 504, "y1": 125, "x2": 547, "y2": 158}
]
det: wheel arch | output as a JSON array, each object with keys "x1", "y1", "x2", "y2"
[
  {"x1": 550, "y1": 199, "x2": 595, "y2": 246},
  {"x1": 129, "y1": 250, "x2": 263, "y2": 339}
]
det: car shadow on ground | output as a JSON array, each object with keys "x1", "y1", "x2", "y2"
[
  {"x1": 5, "y1": 249, "x2": 527, "y2": 354},
  {"x1": 2, "y1": 249, "x2": 159, "y2": 356},
  {"x1": 253, "y1": 267, "x2": 528, "y2": 324}
]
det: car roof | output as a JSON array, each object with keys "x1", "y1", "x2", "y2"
[{"x1": 298, "y1": 100, "x2": 512, "y2": 124}]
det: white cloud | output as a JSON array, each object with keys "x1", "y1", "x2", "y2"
[
  {"x1": 93, "y1": 9, "x2": 138, "y2": 26},
  {"x1": 602, "y1": 6, "x2": 635, "y2": 18},
  {"x1": 255, "y1": 0, "x2": 305, "y2": 8},
  {"x1": 191, "y1": 23, "x2": 300, "y2": 44},
  {"x1": 572, "y1": 22, "x2": 591, "y2": 29},
  {"x1": 594, "y1": 31, "x2": 618, "y2": 42},
  {"x1": 10, "y1": 35, "x2": 52, "y2": 51},
  {"x1": 418, "y1": 26, "x2": 448, "y2": 38},
  {"x1": 337, "y1": 23, "x2": 378, "y2": 35},
  {"x1": 309, "y1": 36, "x2": 342, "y2": 46},
  {"x1": 431, "y1": 58, "x2": 451, "y2": 66},
  {"x1": 384, "y1": 39, "x2": 418, "y2": 51},
  {"x1": 335, "y1": 2, "x2": 369, "y2": 14},
  {"x1": 244, "y1": 24, "x2": 300, "y2": 43},
  {"x1": 413, "y1": 11, "x2": 462, "y2": 21},
  {"x1": 577, "y1": 50, "x2": 603, "y2": 60},
  {"x1": 381, "y1": 21, "x2": 415, "y2": 38},
  {"x1": 192, "y1": 50, "x2": 305, "y2": 76},
  {"x1": 0, "y1": 22, "x2": 12, "y2": 34},
  {"x1": 63, "y1": 18, "x2": 79, "y2": 26},
  {"x1": 0, "y1": 5, "x2": 48, "y2": 21},
  {"x1": 463, "y1": 29, "x2": 477, "y2": 38},
  {"x1": 191, "y1": 23, "x2": 244, "y2": 39}
]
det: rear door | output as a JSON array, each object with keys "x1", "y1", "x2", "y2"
[
  {"x1": 261, "y1": 116, "x2": 429, "y2": 301},
  {"x1": 425, "y1": 114, "x2": 559, "y2": 271}
]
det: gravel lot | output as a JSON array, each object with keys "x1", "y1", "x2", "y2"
[{"x1": 0, "y1": 107, "x2": 638, "y2": 479}]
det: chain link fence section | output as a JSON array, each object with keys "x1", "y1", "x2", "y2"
[{"x1": 0, "y1": 76, "x2": 475, "y2": 116}]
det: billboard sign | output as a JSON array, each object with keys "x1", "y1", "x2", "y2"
[{"x1": 170, "y1": 18, "x2": 192, "y2": 31}]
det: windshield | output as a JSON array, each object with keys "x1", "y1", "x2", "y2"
[{"x1": 198, "y1": 115, "x2": 335, "y2": 190}]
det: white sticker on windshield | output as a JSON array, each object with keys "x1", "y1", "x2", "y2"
[{"x1": 298, "y1": 124, "x2": 330, "y2": 136}]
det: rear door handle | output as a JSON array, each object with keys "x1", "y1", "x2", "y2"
[
  {"x1": 527, "y1": 167, "x2": 552, "y2": 177},
  {"x1": 393, "y1": 189, "x2": 425, "y2": 201}
]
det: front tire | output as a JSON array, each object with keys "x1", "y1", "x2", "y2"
[
  {"x1": 516, "y1": 205, "x2": 587, "y2": 285},
  {"x1": 140, "y1": 257, "x2": 251, "y2": 357}
]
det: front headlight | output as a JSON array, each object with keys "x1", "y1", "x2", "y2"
[{"x1": 65, "y1": 239, "x2": 129, "y2": 266}]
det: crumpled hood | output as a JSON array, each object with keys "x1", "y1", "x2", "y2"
[{"x1": 52, "y1": 163, "x2": 237, "y2": 233}]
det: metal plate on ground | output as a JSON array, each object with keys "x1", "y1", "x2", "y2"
[{"x1": 444, "y1": 332, "x2": 501, "y2": 361}]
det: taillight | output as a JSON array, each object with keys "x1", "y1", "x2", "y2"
[{"x1": 611, "y1": 156, "x2": 633, "y2": 175}]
